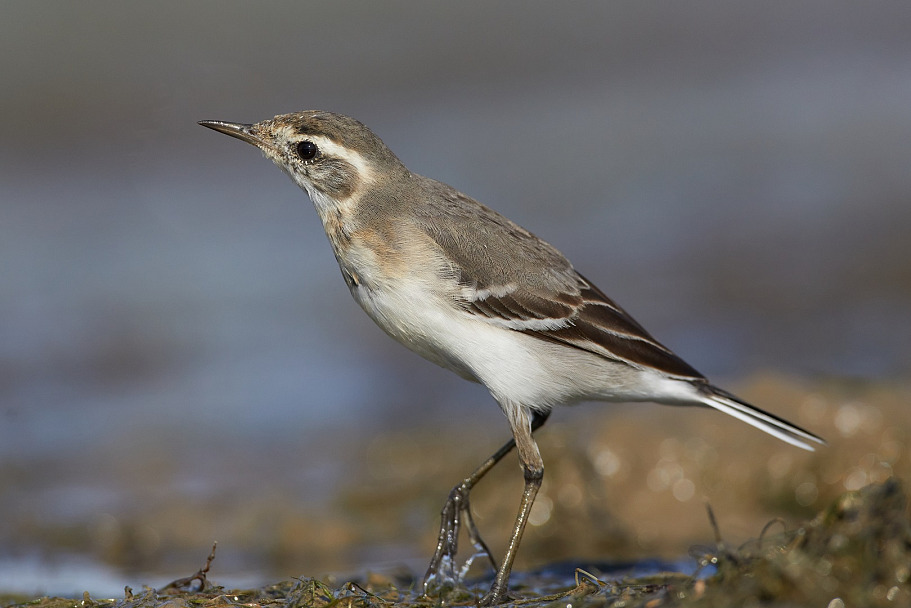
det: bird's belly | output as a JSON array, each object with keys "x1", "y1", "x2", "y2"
[
  {"x1": 348, "y1": 280, "x2": 481, "y2": 381},
  {"x1": 348, "y1": 279, "x2": 637, "y2": 408}
]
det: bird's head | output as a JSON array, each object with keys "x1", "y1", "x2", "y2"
[{"x1": 199, "y1": 111, "x2": 407, "y2": 214}]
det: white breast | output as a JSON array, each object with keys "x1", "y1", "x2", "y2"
[{"x1": 346, "y1": 267, "x2": 598, "y2": 409}]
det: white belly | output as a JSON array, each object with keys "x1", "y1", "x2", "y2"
[
  {"x1": 348, "y1": 273, "x2": 670, "y2": 410},
  {"x1": 334, "y1": 229, "x2": 698, "y2": 411}
]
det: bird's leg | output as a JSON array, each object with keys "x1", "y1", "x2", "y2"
[
  {"x1": 422, "y1": 411, "x2": 550, "y2": 595},
  {"x1": 479, "y1": 408, "x2": 545, "y2": 607},
  {"x1": 422, "y1": 437, "x2": 514, "y2": 591}
]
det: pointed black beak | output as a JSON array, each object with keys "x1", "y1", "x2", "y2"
[{"x1": 198, "y1": 120, "x2": 262, "y2": 146}]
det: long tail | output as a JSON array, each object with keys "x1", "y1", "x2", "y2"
[{"x1": 698, "y1": 385, "x2": 826, "y2": 451}]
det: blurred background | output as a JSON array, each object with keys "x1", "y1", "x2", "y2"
[{"x1": 1, "y1": 0, "x2": 910, "y2": 598}]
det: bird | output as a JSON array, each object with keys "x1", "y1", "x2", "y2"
[{"x1": 198, "y1": 111, "x2": 825, "y2": 605}]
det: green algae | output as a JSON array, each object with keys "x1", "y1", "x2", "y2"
[{"x1": 5, "y1": 479, "x2": 908, "y2": 608}]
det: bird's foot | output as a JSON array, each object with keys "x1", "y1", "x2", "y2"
[
  {"x1": 478, "y1": 581, "x2": 512, "y2": 606},
  {"x1": 422, "y1": 481, "x2": 497, "y2": 595}
]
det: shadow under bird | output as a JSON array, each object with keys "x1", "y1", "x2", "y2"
[{"x1": 199, "y1": 111, "x2": 825, "y2": 605}]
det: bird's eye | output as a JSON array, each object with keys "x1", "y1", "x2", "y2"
[{"x1": 296, "y1": 140, "x2": 318, "y2": 161}]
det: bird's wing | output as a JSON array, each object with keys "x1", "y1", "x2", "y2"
[
  {"x1": 413, "y1": 179, "x2": 705, "y2": 380},
  {"x1": 464, "y1": 271, "x2": 705, "y2": 380}
]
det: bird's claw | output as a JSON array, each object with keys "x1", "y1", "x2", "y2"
[{"x1": 422, "y1": 481, "x2": 497, "y2": 595}]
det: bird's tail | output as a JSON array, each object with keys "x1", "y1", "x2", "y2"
[{"x1": 698, "y1": 385, "x2": 826, "y2": 451}]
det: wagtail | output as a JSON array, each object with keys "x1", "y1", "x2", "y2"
[{"x1": 199, "y1": 111, "x2": 824, "y2": 605}]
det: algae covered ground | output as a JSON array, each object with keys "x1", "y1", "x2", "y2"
[
  {"x1": 2, "y1": 376, "x2": 910, "y2": 607},
  {"x1": 2, "y1": 479, "x2": 909, "y2": 608}
]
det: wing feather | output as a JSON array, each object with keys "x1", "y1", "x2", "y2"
[
  {"x1": 465, "y1": 276, "x2": 704, "y2": 379},
  {"x1": 410, "y1": 177, "x2": 704, "y2": 380}
]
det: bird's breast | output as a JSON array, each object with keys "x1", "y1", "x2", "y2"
[{"x1": 348, "y1": 272, "x2": 480, "y2": 382}]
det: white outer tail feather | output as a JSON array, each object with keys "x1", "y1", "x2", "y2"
[{"x1": 701, "y1": 388, "x2": 826, "y2": 452}]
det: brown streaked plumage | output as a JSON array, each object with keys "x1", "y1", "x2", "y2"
[{"x1": 199, "y1": 111, "x2": 825, "y2": 605}]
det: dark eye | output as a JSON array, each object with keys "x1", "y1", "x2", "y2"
[{"x1": 296, "y1": 140, "x2": 318, "y2": 161}]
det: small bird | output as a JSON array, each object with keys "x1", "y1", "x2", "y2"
[{"x1": 199, "y1": 111, "x2": 824, "y2": 605}]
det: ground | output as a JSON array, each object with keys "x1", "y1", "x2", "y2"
[{"x1": 2, "y1": 375, "x2": 910, "y2": 607}]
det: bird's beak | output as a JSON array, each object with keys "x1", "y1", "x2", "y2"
[{"x1": 198, "y1": 120, "x2": 263, "y2": 147}]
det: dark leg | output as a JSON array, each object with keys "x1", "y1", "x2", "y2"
[
  {"x1": 479, "y1": 408, "x2": 545, "y2": 606},
  {"x1": 422, "y1": 410, "x2": 550, "y2": 595}
]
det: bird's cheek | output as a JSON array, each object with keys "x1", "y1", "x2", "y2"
[{"x1": 320, "y1": 168, "x2": 359, "y2": 199}]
